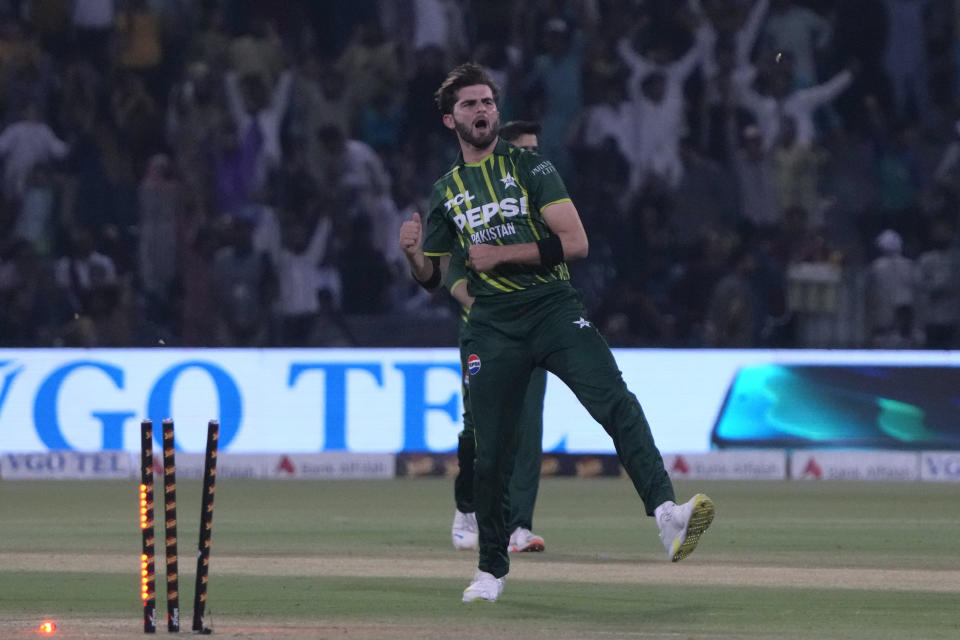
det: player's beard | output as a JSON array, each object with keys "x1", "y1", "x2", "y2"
[{"x1": 454, "y1": 114, "x2": 499, "y2": 151}]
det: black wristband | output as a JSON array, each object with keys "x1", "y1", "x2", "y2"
[
  {"x1": 536, "y1": 235, "x2": 564, "y2": 268},
  {"x1": 413, "y1": 256, "x2": 442, "y2": 290}
]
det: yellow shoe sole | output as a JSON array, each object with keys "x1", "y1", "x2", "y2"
[{"x1": 671, "y1": 494, "x2": 715, "y2": 562}]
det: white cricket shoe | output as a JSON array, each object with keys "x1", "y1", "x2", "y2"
[
  {"x1": 657, "y1": 493, "x2": 715, "y2": 562},
  {"x1": 452, "y1": 510, "x2": 478, "y2": 550},
  {"x1": 462, "y1": 570, "x2": 504, "y2": 603},
  {"x1": 508, "y1": 527, "x2": 545, "y2": 553}
]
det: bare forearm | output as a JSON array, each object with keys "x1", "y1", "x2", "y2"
[{"x1": 405, "y1": 250, "x2": 433, "y2": 282}]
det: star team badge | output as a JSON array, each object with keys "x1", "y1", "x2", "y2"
[
  {"x1": 573, "y1": 317, "x2": 591, "y2": 329},
  {"x1": 500, "y1": 173, "x2": 517, "y2": 189},
  {"x1": 467, "y1": 354, "x2": 482, "y2": 375}
]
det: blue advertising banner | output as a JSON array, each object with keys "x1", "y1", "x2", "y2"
[{"x1": 0, "y1": 349, "x2": 958, "y2": 454}]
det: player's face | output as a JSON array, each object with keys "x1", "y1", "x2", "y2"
[
  {"x1": 509, "y1": 133, "x2": 538, "y2": 152},
  {"x1": 445, "y1": 84, "x2": 499, "y2": 150}
]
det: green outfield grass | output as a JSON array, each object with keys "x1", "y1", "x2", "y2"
[{"x1": 1, "y1": 478, "x2": 958, "y2": 639}]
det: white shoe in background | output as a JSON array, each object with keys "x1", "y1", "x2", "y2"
[
  {"x1": 508, "y1": 527, "x2": 545, "y2": 552},
  {"x1": 452, "y1": 510, "x2": 478, "y2": 550}
]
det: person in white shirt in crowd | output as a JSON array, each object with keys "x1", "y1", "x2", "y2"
[
  {"x1": 730, "y1": 124, "x2": 779, "y2": 230},
  {"x1": 735, "y1": 57, "x2": 857, "y2": 152},
  {"x1": 864, "y1": 229, "x2": 918, "y2": 347},
  {"x1": 578, "y1": 72, "x2": 633, "y2": 165},
  {"x1": 273, "y1": 207, "x2": 341, "y2": 346},
  {"x1": 223, "y1": 62, "x2": 293, "y2": 197},
  {"x1": 53, "y1": 226, "x2": 119, "y2": 316},
  {"x1": 617, "y1": 17, "x2": 708, "y2": 194},
  {"x1": 0, "y1": 101, "x2": 68, "y2": 206},
  {"x1": 688, "y1": 0, "x2": 768, "y2": 158},
  {"x1": 315, "y1": 123, "x2": 393, "y2": 222}
]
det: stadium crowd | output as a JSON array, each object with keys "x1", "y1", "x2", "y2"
[{"x1": 1, "y1": 0, "x2": 959, "y2": 349}]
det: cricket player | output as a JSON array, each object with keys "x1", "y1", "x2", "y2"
[
  {"x1": 398, "y1": 63, "x2": 714, "y2": 603},
  {"x1": 450, "y1": 121, "x2": 548, "y2": 556}
]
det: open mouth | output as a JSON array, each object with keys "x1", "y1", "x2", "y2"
[{"x1": 474, "y1": 118, "x2": 489, "y2": 132}]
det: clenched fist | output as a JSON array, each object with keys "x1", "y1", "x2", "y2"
[
  {"x1": 468, "y1": 243, "x2": 500, "y2": 273},
  {"x1": 398, "y1": 212, "x2": 422, "y2": 257}
]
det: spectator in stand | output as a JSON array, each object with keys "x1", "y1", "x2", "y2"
[
  {"x1": 403, "y1": 44, "x2": 450, "y2": 145},
  {"x1": 0, "y1": 240, "x2": 76, "y2": 346},
  {"x1": 915, "y1": 216, "x2": 960, "y2": 349},
  {"x1": 165, "y1": 61, "x2": 224, "y2": 211},
  {"x1": 759, "y1": 0, "x2": 832, "y2": 89},
  {"x1": 177, "y1": 222, "x2": 221, "y2": 347},
  {"x1": 228, "y1": 19, "x2": 284, "y2": 92},
  {"x1": 731, "y1": 124, "x2": 779, "y2": 230},
  {"x1": 53, "y1": 226, "x2": 119, "y2": 317},
  {"x1": 617, "y1": 16, "x2": 707, "y2": 194},
  {"x1": 223, "y1": 61, "x2": 293, "y2": 201},
  {"x1": 136, "y1": 153, "x2": 182, "y2": 334},
  {"x1": 274, "y1": 207, "x2": 341, "y2": 346},
  {"x1": 212, "y1": 213, "x2": 276, "y2": 347},
  {"x1": 881, "y1": 0, "x2": 936, "y2": 124},
  {"x1": 525, "y1": 17, "x2": 586, "y2": 177},
  {"x1": 772, "y1": 114, "x2": 823, "y2": 225},
  {"x1": 411, "y1": 0, "x2": 467, "y2": 63},
  {"x1": 357, "y1": 90, "x2": 404, "y2": 153},
  {"x1": 11, "y1": 162, "x2": 58, "y2": 257},
  {"x1": 115, "y1": 0, "x2": 163, "y2": 97},
  {"x1": 337, "y1": 214, "x2": 391, "y2": 314},
  {"x1": 689, "y1": 0, "x2": 768, "y2": 161},
  {"x1": 0, "y1": 100, "x2": 68, "y2": 207},
  {"x1": 705, "y1": 241, "x2": 758, "y2": 347},
  {"x1": 69, "y1": 0, "x2": 115, "y2": 70},
  {"x1": 336, "y1": 18, "x2": 402, "y2": 112},
  {"x1": 735, "y1": 60, "x2": 856, "y2": 152},
  {"x1": 864, "y1": 229, "x2": 917, "y2": 347},
  {"x1": 110, "y1": 70, "x2": 163, "y2": 184},
  {"x1": 289, "y1": 55, "x2": 353, "y2": 155},
  {"x1": 314, "y1": 124, "x2": 392, "y2": 220},
  {"x1": 1, "y1": 20, "x2": 58, "y2": 126}
]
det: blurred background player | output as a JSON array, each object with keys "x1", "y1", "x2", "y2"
[{"x1": 451, "y1": 120, "x2": 548, "y2": 555}]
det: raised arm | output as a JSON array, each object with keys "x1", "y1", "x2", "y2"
[
  {"x1": 735, "y1": 0, "x2": 769, "y2": 67},
  {"x1": 268, "y1": 69, "x2": 294, "y2": 121},
  {"x1": 667, "y1": 25, "x2": 708, "y2": 85},
  {"x1": 400, "y1": 211, "x2": 449, "y2": 290},
  {"x1": 223, "y1": 70, "x2": 246, "y2": 125},
  {"x1": 793, "y1": 68, "x2": 853, "y2": 110},
  {"x1": 304, "y1": 215, "x2": 332, "y2": 264}
]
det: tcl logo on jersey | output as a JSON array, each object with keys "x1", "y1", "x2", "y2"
[
  {"x1": 444, "y1": 190, "x2": 475, "y2": 211},
  {"x1": 453, "y1": 196, "x2": 529, "y2": 231}
]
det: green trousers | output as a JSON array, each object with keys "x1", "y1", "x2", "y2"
[
  {"x1": 462, "y1": 281, "x2": 675, "y2": 579},
  {"x1": 455, "y1": 356, "x2": 546, "y2": 534}
]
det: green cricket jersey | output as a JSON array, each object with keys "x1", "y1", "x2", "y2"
[
  {"x1": 444, "y1": 242, "x2": 471, "y2": 324},
  {"x1": 423, "y1": 139, "x2": 572, "y2": 296}
]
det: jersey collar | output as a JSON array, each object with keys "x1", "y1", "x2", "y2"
[{"x1": 453, "y1": 138, "x2": 511, "y2": 168}]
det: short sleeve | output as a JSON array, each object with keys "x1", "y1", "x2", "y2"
[
  {"x1": 444, "y1": 242, "x2": 468, "y2": 292},
  {"x1": 422, "y1": 182, "x2": 455, "y2": 257},
  {"x1": 517, "y1": 152, "x2": 571, "y2": 213}
]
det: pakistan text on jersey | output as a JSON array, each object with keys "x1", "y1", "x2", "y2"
[{"x1": 471, "y1": 223, "x2": 517, "y2": 244}]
